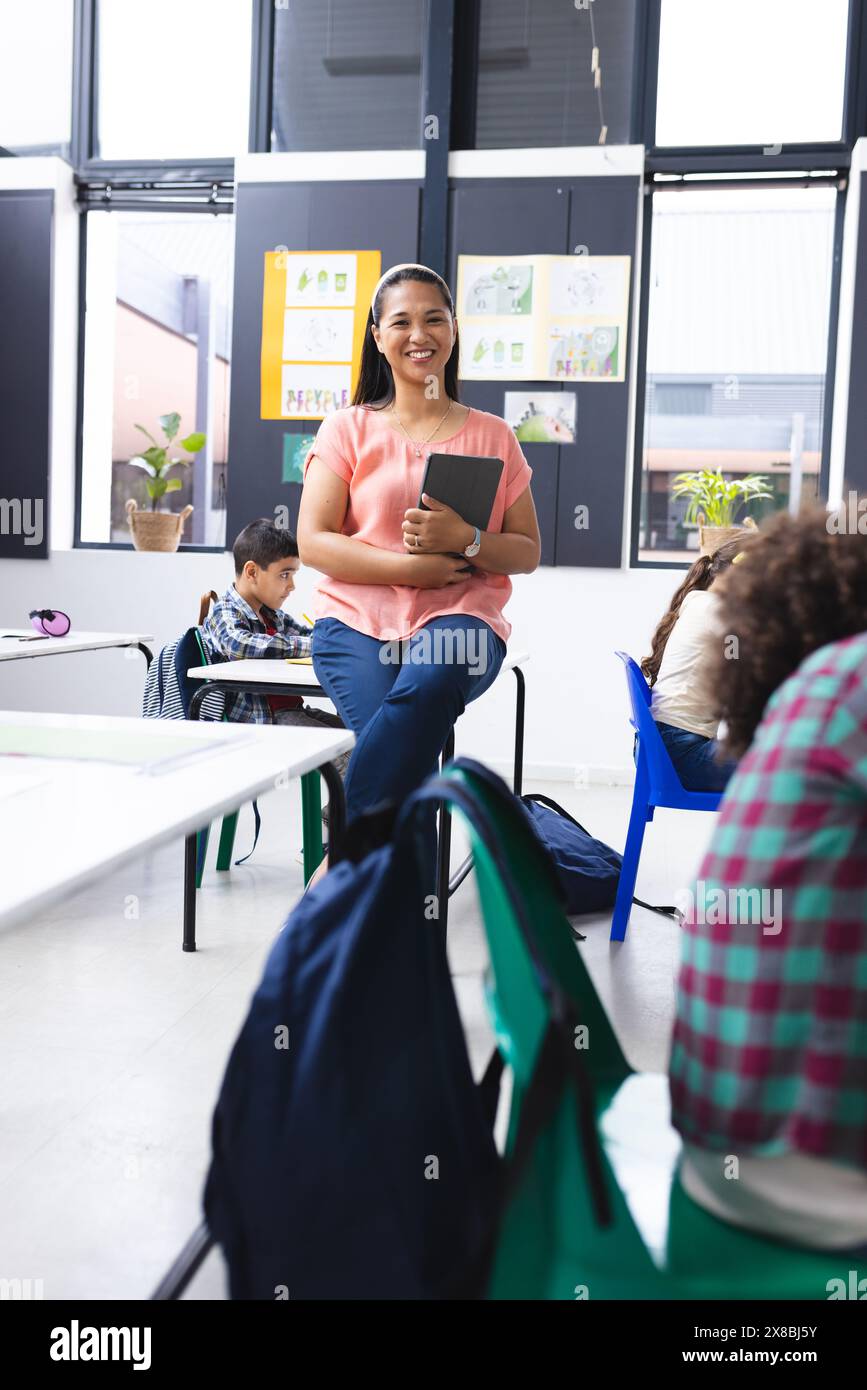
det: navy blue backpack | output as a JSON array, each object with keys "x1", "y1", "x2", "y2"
[
  {"x1": 204, "y1": 781, "x2": 505, "y2": 1300},
  {"x1": 519, "y1": 793, "x2": 677, "y2": 924}
]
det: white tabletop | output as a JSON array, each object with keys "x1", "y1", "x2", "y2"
[
  {"x1": 0, "y1": 711, "x2": 353, "y2": 932},
  {"x1": 0, "y1": 630, "x2": 155, "y2": 661},
  {"x1": 187, "y1": 648, "x2": 530, "y2": 688}
]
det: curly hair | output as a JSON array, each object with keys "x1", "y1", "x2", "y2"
[
  {"x1": 705, "y1": 505, "x2": 867, "y2": 758},
  {"x1": 641, "y1": 535, "x2": 754, "y2": 687}
]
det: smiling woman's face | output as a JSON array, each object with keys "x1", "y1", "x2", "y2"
[{"x1": 371, "y1": 280, "x2": 457, "y2": 391}]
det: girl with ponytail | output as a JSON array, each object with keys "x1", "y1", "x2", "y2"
[
  {"x1": 641, "y1": 535, "x2": 752, "y2": 791},
  {"x1": 298, "y1": 263, "x2": 540, "y2": 876}
]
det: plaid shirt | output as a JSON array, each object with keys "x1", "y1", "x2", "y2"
[
  {"x1": 200, "y1": 584, "x2": 312, "y2": 724},
  {"x1": 669, "y1": 632, "x2": 867, "y2": 1170}
]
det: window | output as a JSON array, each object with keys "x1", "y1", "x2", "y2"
[
  {"x1": 636, "y1": 187, "x2": 837, "y2": 561},
  {"x1": 655, "y1": 0, "x2": 850, "y2": 148},
  {"x1": 80, "y1": 212, "x2": 234, "y2": 547},
  {"x1": 271, "y1": 0, "x2": 429, "y2": 152},
  {"x1": 0, "y1": 0, "x2": 73, "y2": 155},
  {"x1": 95, "y1": 0, "x2": 252, "y2": 160},
  {"x1": 473, "y1": 0, "x2": 636, "y2": 149}
]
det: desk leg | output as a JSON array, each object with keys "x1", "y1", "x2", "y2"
[
  {"x1": 302, "y1": 759, "x2": 347, "y2": 883},
  {"x1": 183, "y1": 685, "x2": 208, "y2": 949},
  {"x1": 437, "y1": 730, "x2": 456, "y2": 935},
  {"x1": 513, "y1": 665, "x2": 525, "y2": 796},
  {"x1": 301, "y1": 771, "x2": 324, "y2": 885},
  {"x1": 183, "y1": 833, "x2": 198, "y2": 952}
]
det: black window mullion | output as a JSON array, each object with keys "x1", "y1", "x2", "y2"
[
  {"x1": 450, "y1": 0, "x2": 480, "y2": 150},
  {"x1": 249, "y1": 0, "x2": 274, "y2": 153},
  {"x1": 420, "y1": 0, "x2": 455, "y2": 276},
  {"x1": 819, "y1": 186, "x2": 847, "y2": 501},
  {"x1": 632, "y1": 0, "x2": 660, "y2": 148},
  {"x1": 70, "y1": 0, "x2": 96, "y2": 169}
]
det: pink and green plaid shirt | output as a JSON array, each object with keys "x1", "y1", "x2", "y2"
[{"x1": 669, "y1": 632, "x2": 867, "y2": 1170}]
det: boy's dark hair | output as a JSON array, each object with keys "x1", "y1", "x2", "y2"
[
  {"x1": 706, "y1": 504, "x2": 867, "y2": 758},
  {"x1": 233, "y1": 518, "x2": 298, "y2": 575}
]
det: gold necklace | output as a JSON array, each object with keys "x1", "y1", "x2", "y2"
[{"x1": 391, "y1": 400, "x2": 454, "y2": 457}]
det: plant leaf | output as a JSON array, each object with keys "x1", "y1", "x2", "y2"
[
  {"x1": 179, "y1": 431, "x2": 206, "y2": 454},
  {"x1": 134, "y1": 423, "x2": 157, "y2": 446},
  {"x1": 146, "y1": 478, "x2": 166, "y2": 500},
  {"x1": 159, "y1": 412, "x2": 181, "y2": 441},
  {"x1": 128, "y1": 456, "x2": 156, "y2": 476},
  {"x1": 163, "y1": 477, "x2": 183, "y2": 493}
]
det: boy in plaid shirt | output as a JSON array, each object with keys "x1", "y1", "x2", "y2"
[
  {"x1": 668, "y1": 508, "x2": 867, "y2": 1250},
  {"x1": 202, "y1": 518, "x2": 350, "y2": 794}
]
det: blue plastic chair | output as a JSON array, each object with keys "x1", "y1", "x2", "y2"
[{"x1": 611, "y1": 652, "x2": 723, "y2": 942}]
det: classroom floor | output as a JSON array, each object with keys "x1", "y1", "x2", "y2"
[{"x1": 0, "y1": 777, "x2": 716, "y2": 1300}]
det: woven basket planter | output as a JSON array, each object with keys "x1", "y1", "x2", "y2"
[
  {"x1": 126, "y1": 500, "x2": 193, "y2": 552},
  {"x1": 698, "y1": 514, "x2": 758, "y2": 556}
]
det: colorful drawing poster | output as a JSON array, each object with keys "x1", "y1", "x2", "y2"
[
  {"x1": 457, "y1": 254, "x2": 630, "y2": 383},
  {"x1": 504, "y1": 391, "x2": 577, "y2": 443},
  {"x1": 261, "y1": 250, "x2": 381, "y2": 419}
]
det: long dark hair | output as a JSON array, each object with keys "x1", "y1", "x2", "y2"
[
  {"x1": 352, "y1": 264, "x2": 462, "y2": 410},
  {"x1": 641, "y1": 535, "x2": 753, "y2": 687}
]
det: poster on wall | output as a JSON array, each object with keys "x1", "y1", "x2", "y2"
[
  {"x1": 260, "y1": 250, "x2": 382, "y2": 419},
  {"x1": 504, "y1": 391, "x2": 577, "y2": 443},
  {"x1": 456, "y1": 254, "x2": 630, "y2": 383}
]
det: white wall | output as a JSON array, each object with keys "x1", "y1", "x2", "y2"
[{"x1": 0, "y1": 550, "x2": 677, "y2": 782}]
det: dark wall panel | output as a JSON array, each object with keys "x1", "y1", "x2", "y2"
[
  {"x1": 0, "y1": 190, "x2": 52, "y2": 560},
  {"x1": 226, "y1": 180, "x2": 421, "y2": 543},
  {"x1": 448, "y1": 174, "x2": 639, "y2": 568},
  {"x1": 557, "y1": 176, "x2": 638, "y2": 567}
]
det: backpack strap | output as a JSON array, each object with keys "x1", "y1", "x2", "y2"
[
  {"x1": 398, "y1": 770, "x2": 612, "y2": 1231},
  {"x1": 233, "y1": 799, "x2": 262, "y2": 866}
]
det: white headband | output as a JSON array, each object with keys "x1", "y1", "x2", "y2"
[{"x1": 370, "y1": 262, "x2": 441, "y2": 317}]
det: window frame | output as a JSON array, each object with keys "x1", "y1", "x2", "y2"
[
  {"x1": 643, "y1": 0, "x2": 863, "y2": 169},
  {"x1": 73, "y1": 200, "x2": 236, "y2": 553},
  {"x1": 629, "y1": 174, "x2": 847, "y2": 570}
]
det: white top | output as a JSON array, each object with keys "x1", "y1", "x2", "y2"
[
  {"x1": 188, "y1": 648, "x2": 530, "y2": 688},
  {"x1": 0, "y1": 630, "x2": 154, "y2": 661},
  {"x1": 649, "y1": 591, "x2": 722, "y2": 740},
  {"x1": 0, "y1": 711, "x2": 353, "y2": 931}
]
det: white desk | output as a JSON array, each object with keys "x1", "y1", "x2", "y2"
[
  {"x1": 0, "y1": 711, "x2": 353, "y2": 949},
  {"x1": 0, "y1": 629, "x2": 155, "y2": 665}
]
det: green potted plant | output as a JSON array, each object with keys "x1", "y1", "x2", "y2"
[
  {"x1": 670, "y1": 468, "x2": 773, "y2": 555},
  {"x1": 125, "y1": 412, "x2": 206, "y2": 552}
]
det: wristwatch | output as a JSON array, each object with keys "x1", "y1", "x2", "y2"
[{"x1": 463, "y1": 526, "x2": 482, "y2": 559}]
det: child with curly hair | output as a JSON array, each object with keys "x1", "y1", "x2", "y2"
[{"x1": 669, "y1": 505, "x2": 867, "y2": 1248}]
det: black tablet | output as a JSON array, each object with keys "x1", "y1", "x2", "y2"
[{"x1": 418, "y1": 452, "x2": 504, "y2": 530}]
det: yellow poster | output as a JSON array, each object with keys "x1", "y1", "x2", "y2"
[
  {"x1": 456, "y1": 253, "x2": 631, "y2": 383},
  {"x1": 260, "y1": 249, "x2": 382, "y2": 419}
]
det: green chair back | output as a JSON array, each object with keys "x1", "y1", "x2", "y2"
[{"x1": 438, "y1": 762, "x2": 857, "y2": 1302}]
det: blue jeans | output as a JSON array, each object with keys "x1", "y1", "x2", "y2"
[
  {"x1": 656, "y1": 722, "x2": 736, "y2": 793},
  {"x1": 312, "y1": 615, "x2": 506, "y2": 826}
]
